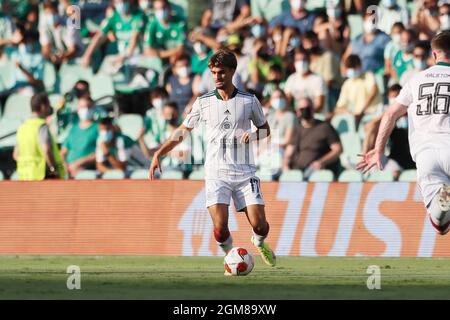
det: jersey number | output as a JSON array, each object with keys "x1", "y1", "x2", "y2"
[{"x1": 417, "y1": 82, "x2": 450, "y2": 116}]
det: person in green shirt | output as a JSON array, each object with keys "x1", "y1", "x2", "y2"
[
  {"x1": 390, "y1": 29, "x2": 416, "y2": 82},
  {"x1": 60, "y1": 96, "x2": 99, "y2": 178},
  {"x1": 81, "y1": 0, "x2": 147, "y2": 70},
  {"x1": 143, "y1": 0, "x2": 186, "y2": 61}
]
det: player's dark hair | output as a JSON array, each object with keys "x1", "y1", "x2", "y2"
[
  {"x1": 208, "y1": 49, "x2": 237, "y2": 70},
  {"x1": 431, "y1": 31, "x2": 450, "y2": 58},
  {"x1": 30, "y1": 92, "x2": 49, "y2": 113},
  {"x1": 345, "y1": 54, "x2": 362, "y2": 68}
]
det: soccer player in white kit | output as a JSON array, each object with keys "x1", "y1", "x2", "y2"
[
  {"x1": 357, "y1": 31, "x2": 450, "y2": 235},
  {"x1": 149, "y1": 49, "x2": 276, "y2": 271}
]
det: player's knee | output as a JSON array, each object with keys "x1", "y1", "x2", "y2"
[
  {"x1": 213, "y1": 228, "x2": 230, "y2": 243},
  {"x1": 253, "y1": 222, "x2": 269, "y2": 237}
]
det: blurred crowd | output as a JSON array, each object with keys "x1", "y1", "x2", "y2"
[{"x1": 1, "y1": 0, "x2": 449, "y2": 181}]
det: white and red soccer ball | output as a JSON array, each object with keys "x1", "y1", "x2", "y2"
[{"x1": 224, "y1": 247, "x2": 254, "y2": 276}]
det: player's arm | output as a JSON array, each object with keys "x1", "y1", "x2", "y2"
[
  {"x1": 149, "y1": 124, "x2": 193, "y2": 179},
  {"x1": 357, "y1": 102, "x2": 407, "y2": 173}
]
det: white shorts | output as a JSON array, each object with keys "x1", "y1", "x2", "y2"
[
  {"x1": 415, "y1": 149, "x2": 450, "y2": 208},
  {"x1": 205, "y1": 175, "x2": 265, "y2": 212}
]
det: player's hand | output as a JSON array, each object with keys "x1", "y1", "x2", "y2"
[
  {"x1": 240, "y1": 131, "x2": 252, "y2": 144},
  {"x1": 149, "y1": 153, "x2": 162, "y2": 180},
  {"x1": 356, "y1": 149, "x2": 384, "y2": 174}
]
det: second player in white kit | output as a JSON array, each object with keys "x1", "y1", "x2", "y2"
[{"x1": 358, "y1": 31, "x2": 450, "y2": 235}]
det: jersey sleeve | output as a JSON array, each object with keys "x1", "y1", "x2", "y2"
[
  {"x1": 395, "y1": 81, "x2": 413, "y2": 107},
  {"x1": 251, "y1": 96, "x2": 267, "y2": 127},
  {"x1": 182, "y1": 98, "x2": 201, "y2": 129}
]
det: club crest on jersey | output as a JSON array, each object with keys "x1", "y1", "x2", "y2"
[{"x1": 220, "y1": 118, "x2": 232, "y2": 132}]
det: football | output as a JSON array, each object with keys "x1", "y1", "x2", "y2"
[{"x1": 224, "y1": 247, "x2": 254, "y2": 276}]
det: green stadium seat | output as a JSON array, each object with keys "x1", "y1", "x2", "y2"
[
  {"x1": 136, "y1": 56, "x2": 163, "y2": 74},
  {"x1": 398, "y1": 169, "x2": 417, "y2": 182},
  {"x1": 0, "y1": 60, "x2": 15, "y2": 92},
  {"x1": 130, "y1": 169, "x2": 149, "y2": 179},
  {"x1": 102, "y1": 170, "x2": 125, "y2": 180},
  {"x1": 188, "y1": 168, "x2": 205, "y2": 180},
  {"x1": 59, "y1": 63, "x2": 94, "y2": 94},
  {"x1": 338, "y1": 169, "x2": 363, "y2": 182},
  {"x1": 279, "y1": 170, "x2": 303, "y2": 182},
  {"x1": 256, "y1": 169, "x2": 273, "y2": 181},
  {"x1": 43, "y1": 62, "x2": 57, "y2": 93},
  {"x1": 0, "y1": 118, "x2": 22, "y2": 147},
  {"x1": 74, "y1": 170, "x2": 98, "y2": 180},
  {"x1": 308, "y1": 169, "x2": 334, "y2": 182},
  {"x1": 348, "y1": 14, "x2": 363, "y2": 40},
  {"x1": 160, "y1": 170, "x2": 184, "y2": 179},
  {"x1": 331, "y1": 113, "x2": 356, "y2": 135},
  {"x1": 0, "y1": 170, "x2": 4, "y2": 180},
  {"x1": 339, "y1": 132, "x2": 362, "y2": 169},
  {"x1": 3, "y1": 94, "x2": 32, "y2": 120},
  {"x1": 365, "y1": 170, "x2": 394, "y2": 182},
  {"x1": 357, "y1": 113, "x2": 378, "y2": 140},
  {"x1": 117, "y1": 114, "x2": 144, "y2": 141},
  {"x1": 9, "y1": 171, "x2": 18, "y2": 181},
  {"x1": 89, "y1": 73, "x2": 115, "y2": 101},
  {"x1": 169, "y1": 0, "x2": 188, "y2": 15}
]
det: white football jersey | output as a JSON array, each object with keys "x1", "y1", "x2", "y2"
[
  {"x1": 183, "y1": 88, "x2": 267, "y2": 179},
  {"x1": 395, "y1": 62, "x2": 450, "y2": 161}
]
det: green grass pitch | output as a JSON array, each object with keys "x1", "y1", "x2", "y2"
[{"x1": 0, "y1": 256, "x2": 450, "y2": 299}]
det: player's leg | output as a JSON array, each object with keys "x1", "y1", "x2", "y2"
[
  {"x1": 243, "y1": 205, "x2": 276, "y2": 267},
  {"x1": 205, "y1": 179, "x2": 234, "y2": 254},
  {"x1": 416, "y1": 150, "x2": 450, "y2": 235},
  {"x1": 207, "y1": 204, "x2": 233, "y2": 254},
  {"x1": 233, "y1": 176, "x2": 276, "y2": 266}
]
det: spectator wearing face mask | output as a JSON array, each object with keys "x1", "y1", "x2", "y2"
[
  {"x1": 14, "y1": 93, "x2": 65, "y2": 180},
  {"x1": 39, "y1": 0, "x2": 85, "y2": 66},
  {"x1": 412, "y1": 0, "x2": 441, "y2": 38},
  {"x1": 140, "y1": 87, "x2": 169, "y2": 149},
  {"x1": 96, "y1": 116, "x2": 134, "y2": 174},
  {"x1": 200, "y1": 0, "x2": 250, "y2": 35},
  {"x1": 251, "y1": 0, "x2": 289, "y2": 22},
  {"x1": 262, "y1": 64, "x2": 286, "y2": 103},
  {"x1": 266, "y1": 89, "x2": 298, "y2": 151},
  {"x1": 60, "y1": 96, "x2": 98, "y2": 178},
  {"x1": 390, "y1": 29, "x2": 418, "y2": 82},
  {"x1": 302, "y1": 30, "x2": 342, "y2": 112},
  {"x1": 284, "y1": 48, "x2": 327, "y2": 114},
  {"x1": 9, "y1": 27, "x2": 44, "y2": 96},
  {"x1": 166, "y1": 53, "x2": 201, "y2": 115},
  {"x1": 189, "y1": 35, "x2": 214, "y2": 76},
  {"x1": 439, "y1": 2, "x2": 450, "y2": 31},
  {"x1": 81, "y1": 0, "x2": 147, "y2": 70},
  {"x1": 383, "y1": 22, "x2": 405, "y2": 81},
  {"x1": 399, "y1": 42, "x2": 430, "y2": 86},
  {"x1": 334, "y1": 54, "x2": 382, "y2": 124},
  {"x1": 278, "y1": 26, "x2": 302, "y2": 59},
  {"x1": 313, "y1": 2, "x2": 350, "y2": 56},
  {"x1": 283, "y1": 97, "x2": 342, "y2": 179},
  {"x1": 341, "y1": 11, "x2": 390, "y2": 75},
  {"x1": 376, "y1": 0, "x2": 410, "y2": 35},
  {"x1": 269, "y1": 0, "x2": 316, "y2": 34},
  {"x1": 143, "y1": 0, "x2": 186, "y2": 61}
]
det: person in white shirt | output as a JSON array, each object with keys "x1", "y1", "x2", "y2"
[
  {"x1": 149, "y1": 49, "x2": 276, "y2": 271},
  {"x1": 357, "y1": 31, "x2": 450, "y2": 235}
]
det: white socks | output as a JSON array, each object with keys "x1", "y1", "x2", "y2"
[
  {"x1": 218, "y1": 235, "x2": 233, "y2": 254},
  {"x1": 252, "y1": 231, "x2": 266, "y2": 247}
]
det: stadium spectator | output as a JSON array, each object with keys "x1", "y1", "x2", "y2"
[
  {"x1": 412, "y1": 0, "x2": 441, "y2": 39},
  {"x1": 189, "y1": 33, "x2": 214, "y2": 76},
  {"x1": 277, "y1": 26, "x2": 302, "y2": 59},
  {"x1": 251, "y1": 0, "x2": 288, "y2": 22},
  {"x1": 383, "y1": 22, "x2": 405, "y2": 83},
  {"x1": 284, "y1": 48, "x2": 326, "y2": 114},
  {"x1": 390, "y1": 29, "x2": 417, "y2": 82},
  {"x1": 200, "y1": 0, "x2": 251, "y2": 35},
  {"x1": 266, "y1": 88, "x2": 298, "y2": 151},
  {"x1": 95, "y1": 116, "x2": 134, "y2": 174},
  {"x1": 143, "y1": 0, "x2": 186, "y2": 61},
  {"x1": 166, "y1": 53, "x2": 201, "y2": 115},
  {"x1": 140, "y1": 87, "x2": 169, "y2": 149},
  {"x1": 39, "y1": 0, "x2": 85, "y2": 66},
  {"x1": 81, "y1": 0, "x2": 147, "y2": 72},
  {"x1": 376, "y1": 0, "x2": 409, "y2": 35},
  {"x1": 269, "y1": 0, "x2": 316, "y2": 34},
  {"x1": 9, "y1": 27, "x2": 44, "y2": 96},
  {"x1": 0, "y1": 2, "x2": 14, "y2": 53},
  {"x1": 283, "y1": 97, "x2": 342, "y2": 179},
  {"x1": 226, "y1": 34, "x2": 251, "y2": 85},
  {"x1": 302, "y1": 30, "x2": 342, "y2": 112},
  {"x1": 334, "y1": 54, "x2": 381, "y2": 124},
  {"x1": 314, "y1": 2, "x2": 350, "y2": 55},
  {"x1": 60, "y1": 96, "x2": 99, "y2": 178},
  {"x1": 439, "y1": 1, "x2": 450, "y2": 31},
  {"x1": 14, "y1": 92, "x2": 65, "y2": 180},
  {"x1": 399, "y1": 41, "x2": 430, "y2": 86},
  {"x1": 342, "y1": 11, "x2": 390, "y2": 74},
  {"x1": 262, "y1": 64, "x2": 286, "y2": 103}
]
